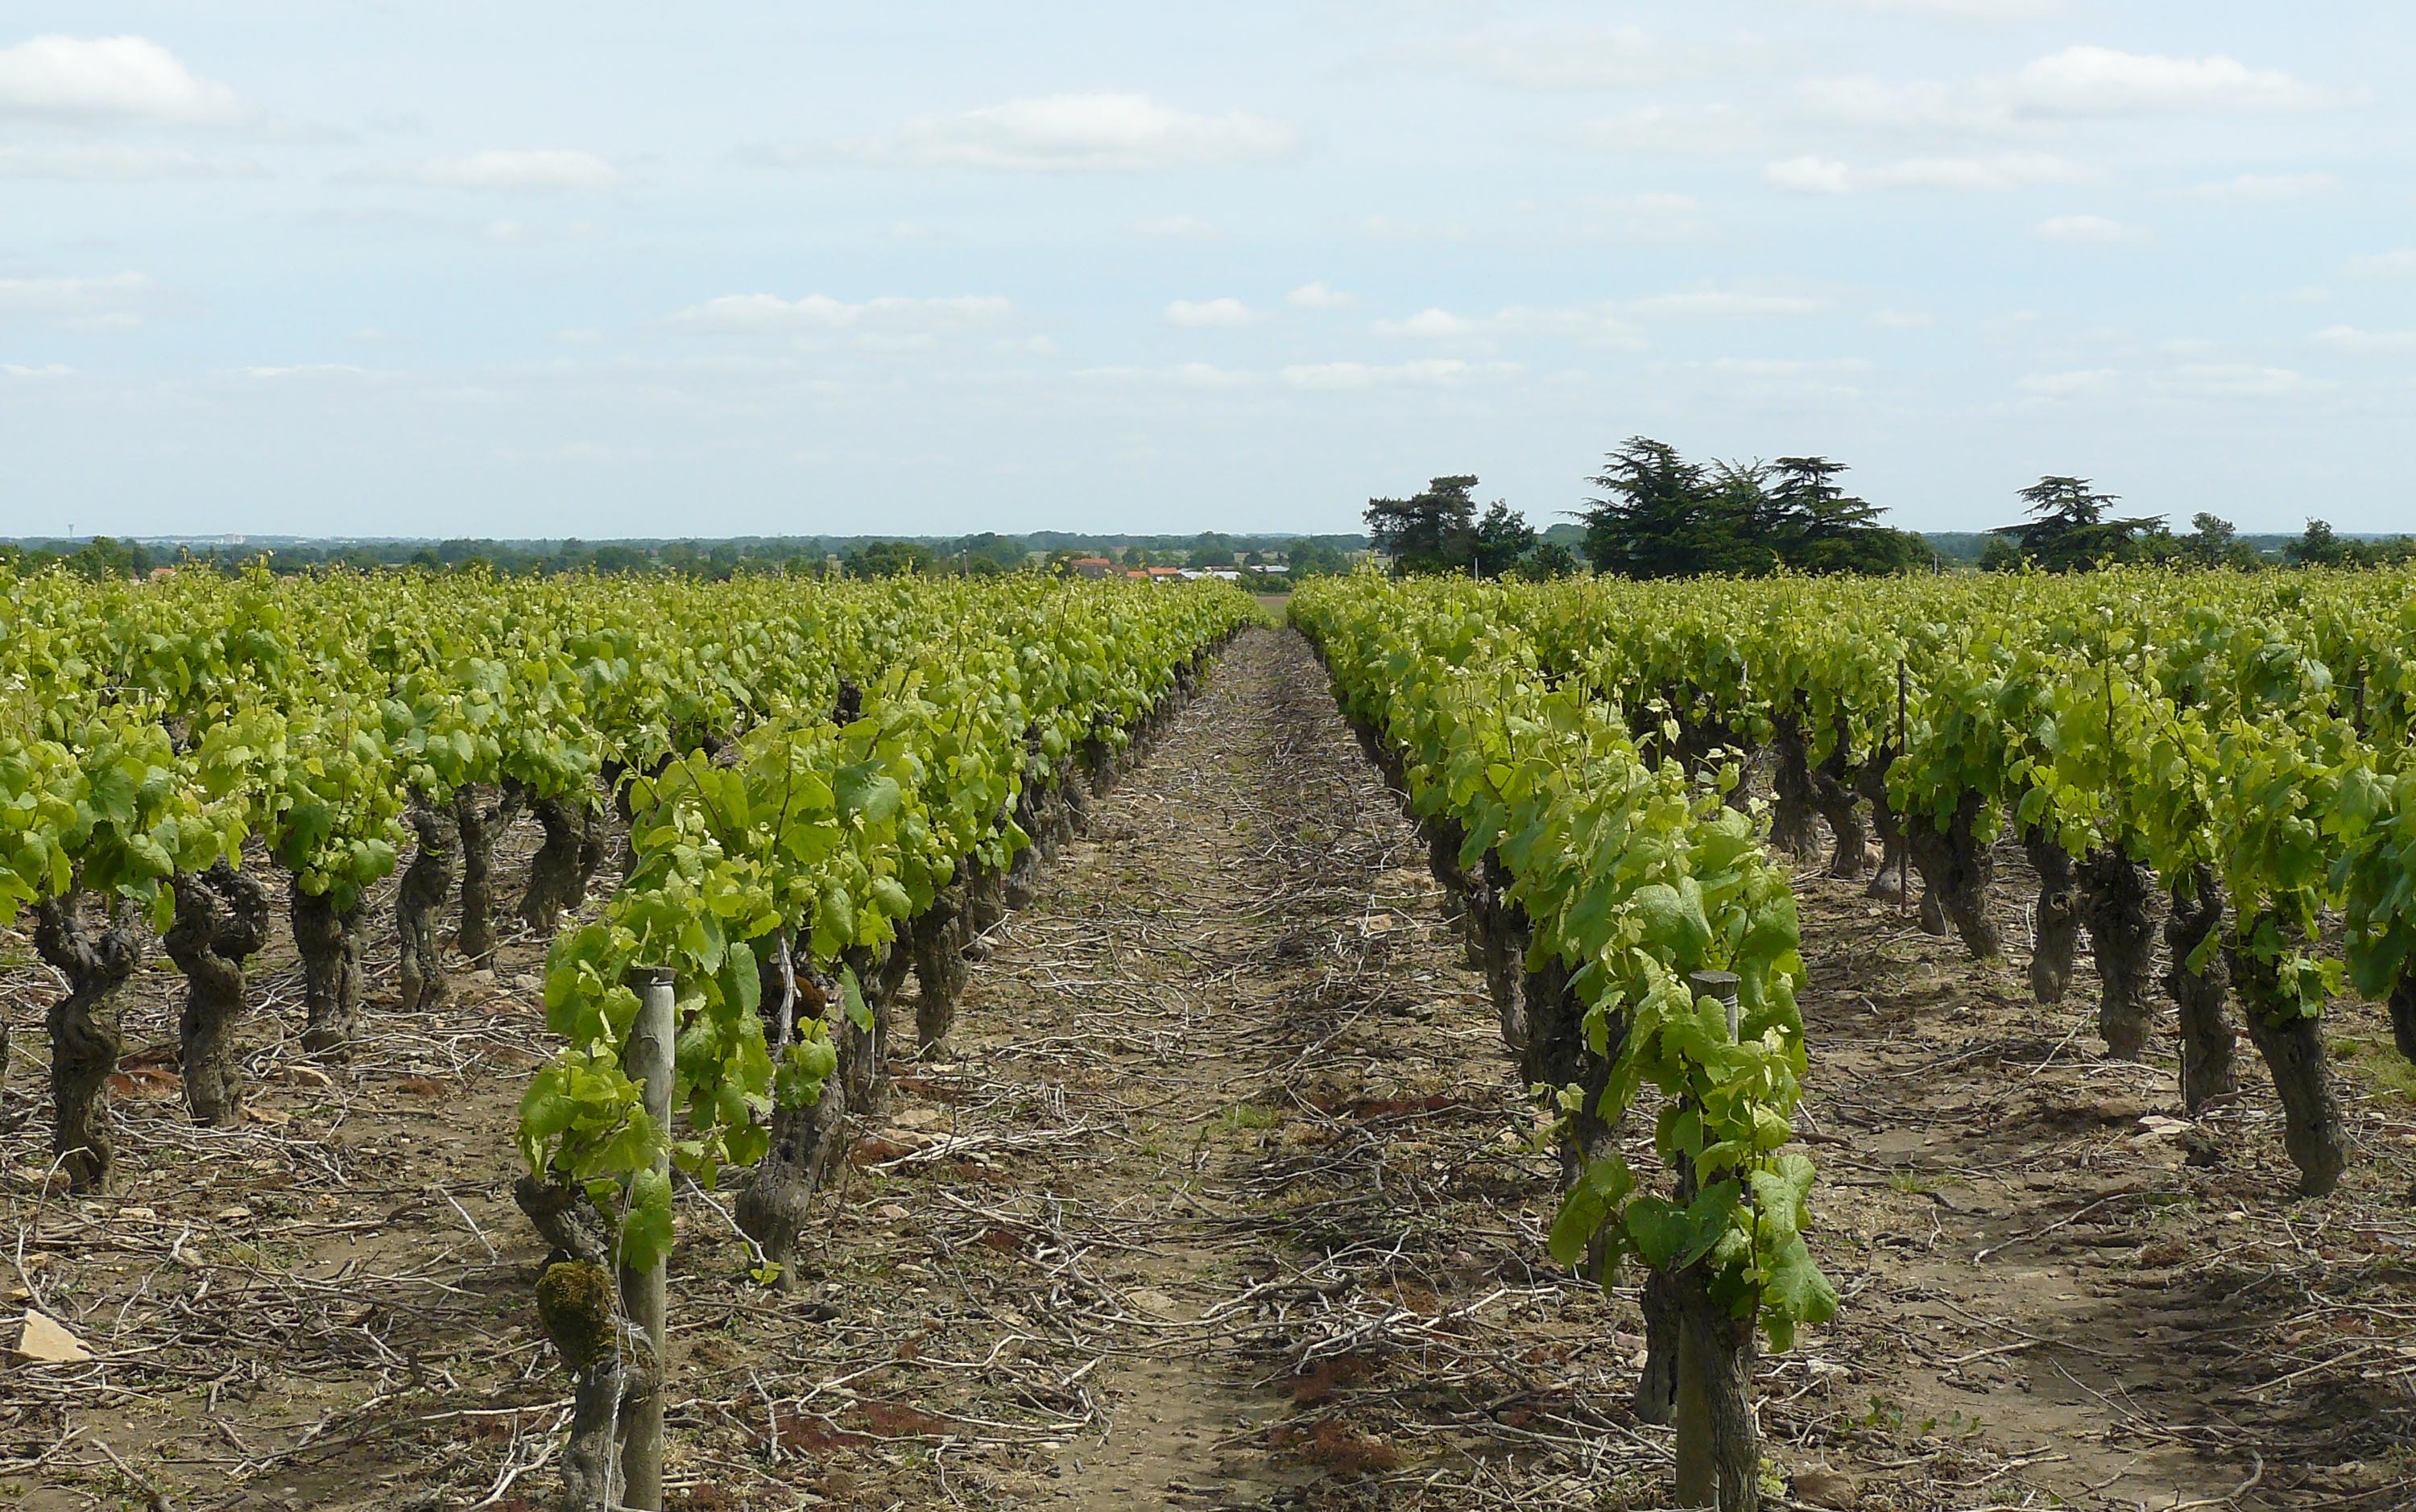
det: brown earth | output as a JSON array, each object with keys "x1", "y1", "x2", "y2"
[{"x1": 2, "y1": 625, "x2": 2410, "y2": 1510}]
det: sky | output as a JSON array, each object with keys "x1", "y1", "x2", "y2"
[{"x1": 2, "y1": 2, "x2": 2412, "y2": 540}]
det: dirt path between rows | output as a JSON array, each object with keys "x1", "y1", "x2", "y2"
[{"x1": 6, "y1": 624, "x2": 2408, "y2": 1510}]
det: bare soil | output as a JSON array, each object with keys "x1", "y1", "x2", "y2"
[{"x1": 2, "y1": 626, "x2": 2410, "y2": 1510}]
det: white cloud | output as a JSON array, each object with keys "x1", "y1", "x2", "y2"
[
  {"x1": 1575, "y1": 192, "x2": 1711, "y2": 243},
  {"x1": 1357, "y1": 214, "x2": 1469, "y2": 242},
  {"x1": 1279, "y1": 359, "x2": 1512, "y2": 390},
  {"x1": 2, "y1": 362, "x2": 75, "y2": 379},
  {"x1": 2163, "y1": 362, "x2": 2311, "y2": 398},
  {"x1": 237, "y1": 363, "x2": 370, "y2": 379},
  {"x1": 0, "y1": 144, "x2": 264, "y2": 180},
  {"x1": 1766, "y1": 151, "x2": 2089, "y2": 192},
  {"x1": 2178, "y1": 171, "x2": 2338, "y2": 201},
  {"x1": 2034, "y1": 213, "x2": 2147, "y2": 244},
  {"x1": 1427, "y1": 27, "x2": 1713, "y2": 91},
  {"x1": 0, "y1": 35, "x2": 247, "y2": 124},
  {"x1": 1570, "y1": 104, "x2": 1762, "y2": 155},
  {"x1": 400, "y1": 150, "x2": 630, "y2": 192},
  {"x1": 1797, "y1": 48, "x2": 2341, "y2": 145},
  {"x1": 0, "y1": 272, "x2": 152, "y2": 322},
  {"x1": 64, "y1": 310, "x2": 143, "y2": 333},
  {"x1": 1764, "y1": 157, "x2": 1855, "y2": 194},
  {"x1": 671, "y1": 293, "x2": 1016, "y2": 334},
  {"x1": 1129, "y1": 214, "x2": 1218, "y2": 239},
  {"x1": 1371, "y1": 304, "x2": 1645, "y2": 349},
  {"x1": 2019, "y1": 368, "x2": 2121, "y2": 397},
  {"x1": 839, "y1": 93, "x2": 1295, "y2": 173},
  {"x1": 1631, "y1": 290, "x2": 1831, "y2": 319},
  {"x1": 1076, "y1": 362, "x2": 1260, "y2": 388},
  {"x1": 2012, "y1": 47, "x2": 2336, "y2": 117},
  {"x1": 1696, "y1": 357, "x2": 1873, "y2": 375},
  {"x1": 1798, "y1": 76, "x2": 2019, "y2": 137},
  {"x1": 1165, "y1": 298, "x2": 1260, "y2": 328},
  {"x1": 1286, "y1": 282, "x2": 1354, "y2": 310},
  {"x1": 2346, "y1": 250, "x2": 2416, "y2": 279},
  {"x1": 1871, "y1": 309, "x2": 1936, "y2": 328},
  {"x1": 2312, "y1": 325, "x2": 2416, "y2": 355},
  {"x1": 1803, "y1": 0, "x2": 2062, "y2": 14}
]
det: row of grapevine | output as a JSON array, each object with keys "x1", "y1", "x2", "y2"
[
  {"x1": 1293, "y1": 577, "x2": 1835, "y2": 1512},
  {"x1": 1494, "y1": 566, "x2": 2416, "y2": 1200},
  {"x1": 1301, "y1": 568, "x2": 2415, "y2": 1204},
  {"x1": 2, "y1": 563, "x2": 1253, "y2": 1508},
  {"x1": 0, "y1": 568, "x2": 1249, "y2": 1184}
]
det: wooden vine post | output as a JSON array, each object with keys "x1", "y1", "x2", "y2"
[
  {"x1": 1676, "y1": 968, "x2": 1758, "y2": 1512},
  {"x1": 620, "y1": 968, "x2": 676, "y2": 1510}
]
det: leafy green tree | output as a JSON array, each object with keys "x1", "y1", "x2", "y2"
[
  {"x1": 2180, "y1": 512, "x2": 2261, "y2": 570},
  {"x1": 1285, "y1": 539, "x2": 1347, "y2": 578},
  {"x1": 949, "y1": 533, "x2": 1030, "y2": 572},
  {"x1": 1990, "y1": 477, "x2": 2166, "y2": 572},
  {"x1": 1473, "y1": 501, "x2": 1537, "y2": 578},
  {"x1": 843, "y1": 540, "x2": 934, "y2": 578},
  {"x1": 1977, "y1": 536, "x2": 2025, "y2": 573},
  {"x1": 1366, "y1": 476, "x2": 1482, "y2": 576},
  {"x1": 1514, "y1": 541, "x2": 1581, "y2": 580},
  {"x1": 2286, "y1": 518, "x2": 2349, "y2": 567}
]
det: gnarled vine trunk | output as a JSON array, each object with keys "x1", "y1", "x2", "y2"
[
  {"x1": 1906, "y1": 791, "x2": 1999, "y2": 957},
  {"x1": 2079, "y1": 848, "x2": 2158, "y2": 1060},
  {"x1": 1472, "y1": 853, "x2": 1531, "y2": 1056},
  {"x1": 2162, "y1": 865, "x2": 2239, "y2": 1111},
  {"x1": 2228, "y1": 922, "x2": 2348, "y2": 1197},
  {"x1": 34, "y1": 893, "x2": 143, "y2": 1192},
  {"x1": 292, "y1": 883, "x2": 367, "y2": 1058},
  {"x1": 1634, "y1": 1264, "x2": 1679, "y2": 1425},
  {"x1": 843, "y1": 941, "x2": 910, "y2": 1117},
  {"x1": 1520, "y1": 956, "x2": 1617, "y2": 1188},
  {"x1": 910, "y1": 877, "x2": 971, "y2": 1053},
  {"x1": 1673, "y1": 1262, "x2": 1760, "y2": 1512},
  {"x1": 398, "y1": 803, "x2": 459, "y2": 1014},
  {"x1": 737, "y1": 943, "x2": 853, "y2": 1285},
  {"x1": 519, "y1": 789, "x2": 595, "y2": 933},
  {"x1": 453, "y1": 783, "x2": 507, "y2": 967},
  {"x1": 2021, "y1": 825, "x2": 2081, "y2": 1006},
  {"x1": 514, "y1": 1182, "x2": 653, "y2": 1512},
  {"x1": 1810, "y1": 725, "x2": 1868, "y2": 880},
  {"x1": 166, "y1": 861, "x2": 271, "y2": 1127},
  {"x1": 2390, "y1": 969, "x2": 2416, "y2": 1067},
  {"x1": 1855, "y1": 751, "x2": 1911, "y2": 903},
  {"x1": 1767, "y1": 714, "x2": 1822, "y2": 859}
]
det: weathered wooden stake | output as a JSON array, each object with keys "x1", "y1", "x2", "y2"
[{"x1": 619, "y1": 968, "x2": 676, "y2": 1510}]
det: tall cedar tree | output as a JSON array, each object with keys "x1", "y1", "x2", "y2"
[
  {"x1": 1581, "y1": 438, "x2": 1924, "y2": 577},
  {"x1": 1991, "y1": 477, "x2": 2168, "y2": 571}
]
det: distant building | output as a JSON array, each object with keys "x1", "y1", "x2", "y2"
[{"x1": 1069, "y1": 556, "x2": 1115, "y2": 579}]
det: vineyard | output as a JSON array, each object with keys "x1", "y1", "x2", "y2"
[{"x1": 1, "y1": 564, "x2": 2411, "y2": 1510}]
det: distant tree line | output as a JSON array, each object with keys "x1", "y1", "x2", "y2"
[
  {"x1": 1363, "y1": 440, "x2": 2416, "y2": 583},
  {"x1": 1363, "y1": 440, "x2": 1925, "y2": 581},
  {"x1": 1980, "y1": 479, "x2": 2416, "y2": 572},
  {"x1": 0, "y1": 529, "x2": 1376, "y2": 583}
]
